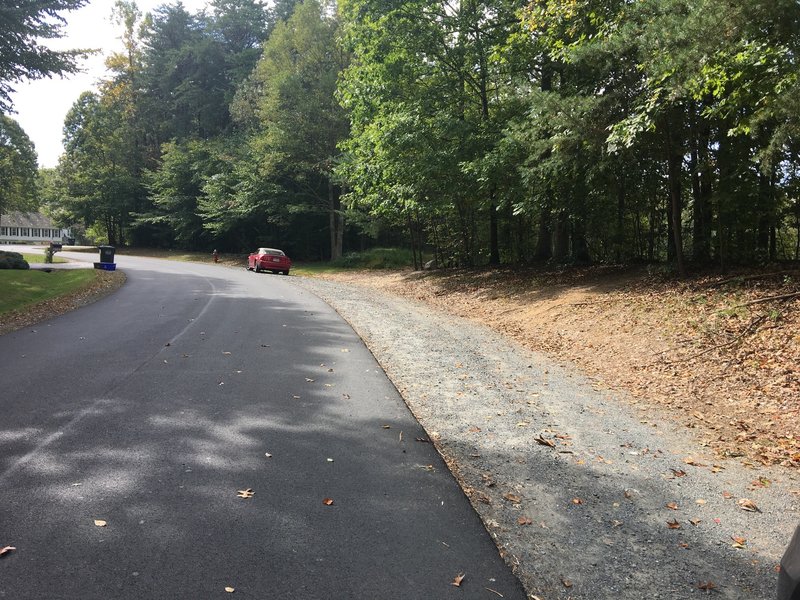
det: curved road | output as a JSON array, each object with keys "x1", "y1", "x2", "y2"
[{"x1": 0, "y1": 253, "x2": 526, "y2": 599}]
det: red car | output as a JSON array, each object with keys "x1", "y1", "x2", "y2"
[{"x1": 248, "y1": 247, "x2": 292, "y2": 275}]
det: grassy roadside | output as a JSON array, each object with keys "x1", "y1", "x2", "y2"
[
  {"x1": 22, "y1": 253, "x2": 67, "y2": 264},
  {"x1": 0, "y1": 269, "x2": 97, "y2": 315}
]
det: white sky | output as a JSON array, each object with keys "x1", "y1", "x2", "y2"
[{"x1": 10, "y1": 0, "x2": 212, "y2": 168}]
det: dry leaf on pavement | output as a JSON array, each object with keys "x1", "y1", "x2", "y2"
[
  {"x1": 237, "y1": 489, "x2": 255, "y2": 499},
  {"x1": 94, "y1": 520, "x2": 107, "y2": 527},
  {"x1": 666, "y1": 502, "x2": 679, "y2": 510},
  {"x1": 517, "y1": 516, "x2": 533, "y2": 526},
  {"x1": 667, "y1": 519, "x2": 681, "y2": 529},
  {"x1": 323, "y1": 498, "x2": 334, "y2": 505},
  {"x1": 225, "y1": 586, "x2": 235, "y2": 593},
  {"x1": 451, "y1": 572, "x2": 465, "y2": 587},
  {"x1": 698, "y1": 581, "x2": 716, "y2": 591},
  {"x1": 503, "y1": 492, "x2": 522, "y2": 503},
  {"x1": 0, "y1": 546, "x2": 16, "y2": 557},
  {"x1": 738, "y1": 498, "x2": 761, "y2": 512},
  {"x1": 535, "y1": 436, "x2": 555, "y2": 448}
]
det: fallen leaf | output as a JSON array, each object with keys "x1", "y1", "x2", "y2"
[
  {"x1": 690, "y1": 518, "x2": 701, "y2": 526},
  {"x1": 342, "y1": 394, "x2": 351, "y2": 399},
  {"x1": 237, "y1": 488, "x2": 255, "y2": 499},
  {"x1": 678, "y1": 542, "x2": 690, "y2": 548},
  {"x1": 698, "y1": 581, "x2": 716, "y2": 591},
  {"x1": 323, "y1": 498, "x2": 334, "y2": 505},
  {"x1": 722, "y1": 490, "x2": 734, "y2": 499},
  {"x1": 225, "y1": 586, "x2": 235, "y2": 593},
  {"x1": 696, "y1": 498, "x2": 707, "y2": 505},
  {"x1": 731, "y1": 536, "x2": 747, "y2": 549},
  {"x1": 503, "y1": 492, "x2": 522, "y2": 504},
  {"x1": 0, "y1": 546, "x2": 16, "y2": 557},
  {"x1": 451, "y1": 572, "x2": 465, "y2": 587},
  {"x1": 666, "y1": 502, "x2": 679, "y2": 510},
  {"x1": 468, "y1": 426, "x2": 482, "y2": 433},
  {"x1": 738, "y1": 498, "x2": 761, "y2": 512},
  {"x1": 265, "y1": 453, "x2": 273, "y2": 458},
  {"x1": 326, "y1": 458, "x2": 334, "y2": 462},
  {"x1": 535, "y1": 436, "x2": 555, "y2": 448},
  {"x1": 415, "y1": 437, "x2": 429, "y2": 443},
  {"x1": 305, "y1": 378, "x2": 315, "y2": 382},
  {"x1": 562, "y1": 578, "x2": 573, "y2": 588},
  {"x1": 517, "y1": 516, "x2": 533, "y2": 526},
  {"x1": 670, "y1": 469, "x2": 687, "y2": 477},
  {"x1": 571, "y1": 497, "x2": 584, "y2": 505},
  {"x1": 382, "y1": 425, "x2": 391, "y2": 429},
  {"x1": 94, "y1": 520, "x2": 107, "y2": 527},
  {"x1": 666, "y1": 519, "x2": 681, "y2": 529},
  {"x1": 684, "y1": 457, "x2": 706, "y2": 467},
  {"x1": 222, "y1": 351, "x2": 232, "y2": 355}
]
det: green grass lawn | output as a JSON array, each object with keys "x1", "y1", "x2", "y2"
[
  {"x1": 0, "y1": 269, "x2": 97, "y2": 316},
  {"x1": 22, "y1": 253, "x2": 67, "y2": 264}
]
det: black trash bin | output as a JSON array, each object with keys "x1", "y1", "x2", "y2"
[{"x1": 99, "y1": 245, "x2": 115, "y2": 264}]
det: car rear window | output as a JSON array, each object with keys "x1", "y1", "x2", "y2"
[{"x1": 258, "y1": 248, "x2": 285, "y2": 256}]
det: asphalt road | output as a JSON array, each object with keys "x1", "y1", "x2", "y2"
[{"x1": 0, "y1": 252, "x2": 526, "y2": 599}]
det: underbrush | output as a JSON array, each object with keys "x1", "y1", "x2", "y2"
[{"x1": 329, "y1": 247, "x2": 416, "y2": 270}]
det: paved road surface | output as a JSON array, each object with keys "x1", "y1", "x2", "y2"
[{"x1": 0, "y1": 253, "x2": 526, "y2": 599}]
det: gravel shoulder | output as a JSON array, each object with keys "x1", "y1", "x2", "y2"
[{"x1": 289, "y1": 275, "x2": 799, "y2": 600}]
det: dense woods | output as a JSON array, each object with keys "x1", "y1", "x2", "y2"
[{"x1": 6, "y1": 0, "x2": 800, "y2": 269}]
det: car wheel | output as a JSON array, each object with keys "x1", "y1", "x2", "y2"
[
  {"x1": 283, "y1": 270, "x2": 290, "y2": 276},
  {"x1": 254, "y1": 262, "x2": 261, "y2": 273}
]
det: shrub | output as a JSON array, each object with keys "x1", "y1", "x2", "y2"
[
  {"x1": 0, "y1": 250, "x2": 30, "y2": 270},
  {"x1": 330, "y1": 247, "x2": 415, "y2": 269}
]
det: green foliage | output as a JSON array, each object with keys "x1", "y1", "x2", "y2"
[
  {"x1": 39, "y1": 0, "x2": 800, "y2": 270},
  {"x1": 0, "y1": 115, "x2": 38, "y2": 216},
  {"x1": 0, "y1": 0, "x2": 89, "y2": 111},
  {"x1": 0, "y1": 250, "x2": 30, "y2": 270},
  {"x1": 330, "y1": 247, "x2": 416, "y2": 269}
]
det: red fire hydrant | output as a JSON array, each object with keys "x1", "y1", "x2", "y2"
[{"x1": 212, "y1": 249, "x2": 219, "y2": 263}]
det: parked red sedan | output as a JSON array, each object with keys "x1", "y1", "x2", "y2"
[{"x1": 248, "y1": 247, "x2": 292, "y2": 275}]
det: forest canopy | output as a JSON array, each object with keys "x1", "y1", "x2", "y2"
[{"x1": 12, "y1": 0, "x2": 800, "y2": 269}]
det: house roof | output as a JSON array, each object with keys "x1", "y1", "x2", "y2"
[{"x1": 0, "y1": 211, "x2": 60, "y2": 229}]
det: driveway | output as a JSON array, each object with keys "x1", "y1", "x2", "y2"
[{"x1": 0, "y1": 254, "x2": 526, "y2": 599}]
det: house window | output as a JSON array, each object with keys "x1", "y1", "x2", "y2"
[
  {"x1": 0, "y1": 227, "x2": 7, "y2": 236},
  {"x1": 10, "y1": 227, "x2": 19, "y2": 236}
]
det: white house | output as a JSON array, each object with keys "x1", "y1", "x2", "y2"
[{"x1": 0, "y1": 211, "x2": 73, "y2": 245}]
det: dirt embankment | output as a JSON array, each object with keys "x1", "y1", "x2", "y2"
[{"x1": 316, "y1": 265, "x2": 800, "y2": 470}]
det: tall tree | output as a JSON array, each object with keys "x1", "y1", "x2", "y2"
[
  {"x1": 0, "y1": 115, "x2": 38, "y2": 218},
  {"x1": 242, "y1": 0, "x2": 350, "y2": 259},
  {"x1": 0, "y1": 0, "x2": 89, "y2": 112}
]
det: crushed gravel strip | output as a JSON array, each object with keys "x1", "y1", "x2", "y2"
[{"x1": 289, "y1": 275, "x2": 800, "y2": 600}]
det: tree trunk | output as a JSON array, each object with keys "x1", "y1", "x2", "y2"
[
  {"x1": 488, "y1": 192, "x2": 500, "y2": 265},
  {"x1": 534, "y1": 206, "x2": 552, "y2": 260},
  {"x1": 553, "y1": 212, "x2": 570, "y2": 262},
  {"x1": 665, "y1": 109, "x2": 686, "y2": 277},
  {"x1": 328, "y1": 179, "x2": 343, "y2": 260}
]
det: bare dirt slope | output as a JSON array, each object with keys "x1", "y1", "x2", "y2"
[{"x1": 315, "y1": 266, "x2": 800, "y2": 470}]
